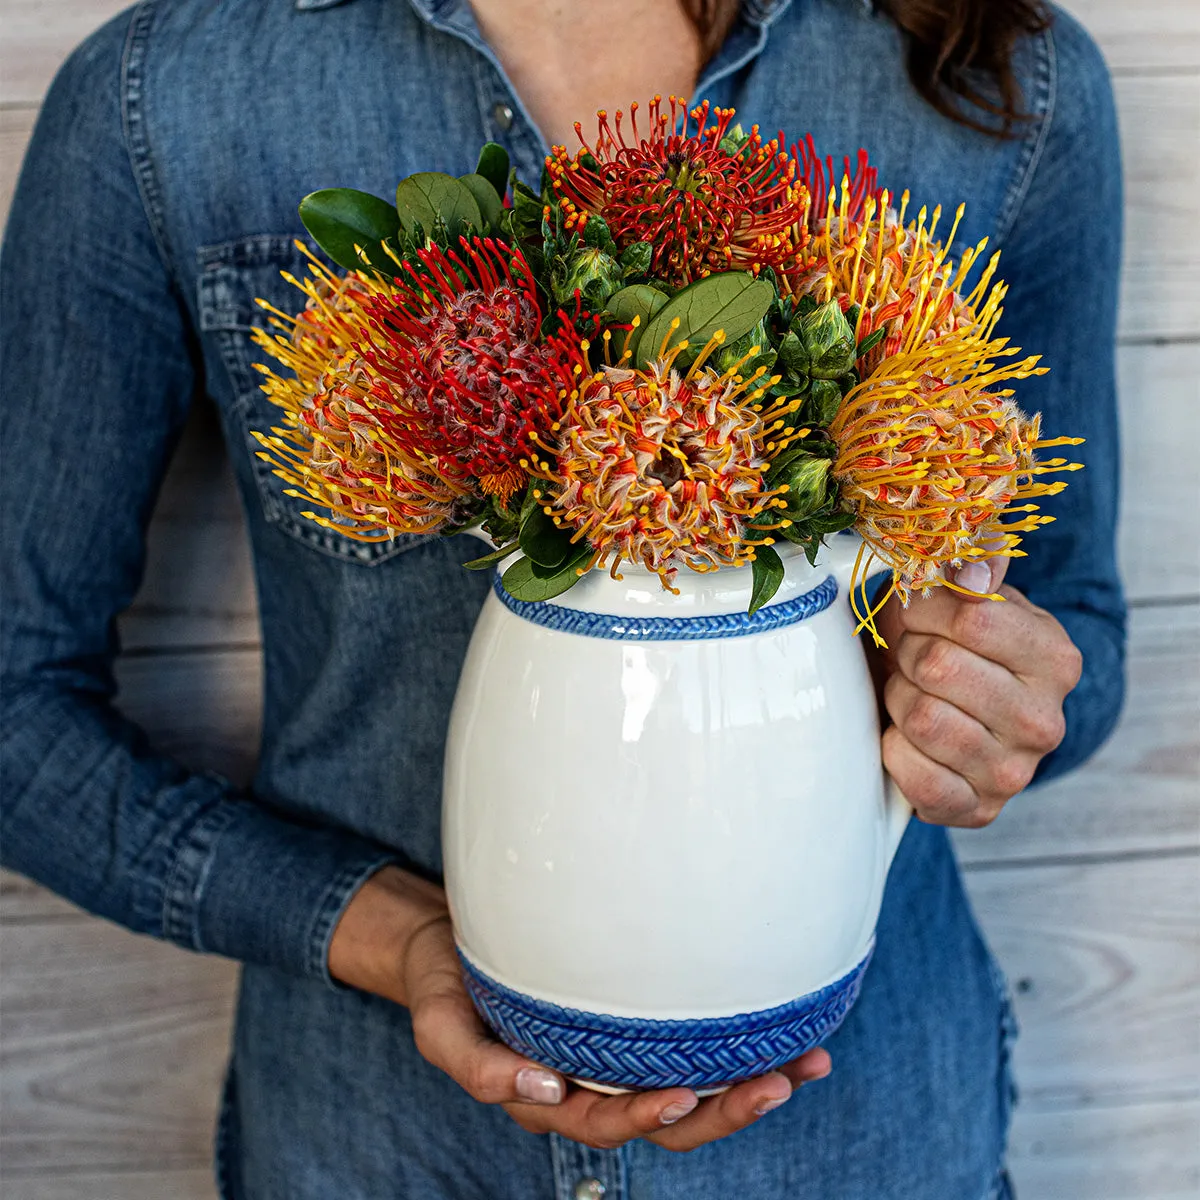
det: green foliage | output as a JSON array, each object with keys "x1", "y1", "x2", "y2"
[
  {"x1": 604, "y1": 284, "x2": 670, "y2": 359},
  {"x1": 748, "y1": 545, "x2": 785, "y2": 616},
  {"x1": 857, "y1": 327, "x2": 886, "y2": 358},
  {"x1": 462, "y1": 540, "x2": 520, "y2": 569},
  {"x1": 501, "y1": 548, "x2": 590, "y2": 602},
  {"x1": 395, "y1": 172, "x2": 483, "y2": 242},
  {"x1": 799, "y1": 299, "x2": 856, "y2": 380},
  {"x1": 619, "y1": 240, "x2": 654, "y2": 278},
  {"x1": 457, "y1": 173, "x2": 504, "y2": 233},
  {"x1": 298, "y1": 188, "x2": 402, "y2": 275},
  {"x1": 518, "y1": 497, "x2": 577, "y2": 569},
  {"x1": 808, "y1": 377, "x2": 844, "y2": 425},
  {"x1": 636, "y1": 273, "x2": 774, "y2": 370},
  {"x1": 553, "y1": 246, "x2": 625, "y2": 309},
  {"x1": 474, "y1": 143, "x2": 510, "y2": 201}
]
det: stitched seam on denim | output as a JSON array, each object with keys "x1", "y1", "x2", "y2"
[
  {"x1": 161, "y1": 800, "x2": 241, "y2": 950},
  {"x1": 993, "y1": 23, "x2": 1058, "y2": 249},
  {"x1": 120, "y1": 1, "x2": 179, "y2": 283},
  {"x1": 307, "y1": 853, "x2": 401, "y2": 985}
]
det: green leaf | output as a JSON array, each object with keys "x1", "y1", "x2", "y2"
[
  {"x1": 748, "y1": 545, "x2": 785, "y2": 616},
  {"x1": 636, "y1": 273, "x2": 774, "y2": 370},
  {"x1": 806, "y1": 510, "x2": 857, "y2": 535},
  {"x1": 619, "y1": 240, "x2": 654, "y2": 277},
  {"x1": 518, "y1": 499, "x2": 576, "y2": 569},
  {"x1": 298, "y1": 188, "x2": 402, "y2": 275},
  {"x1": 604, "y1": 284, "x2": 670, "y2": 359},
  {"x1": 809, "y1": 377, "x2": 843, "y2": 425},
  {"x1": 474, "y1": 143, "x2": 510, "y2": 200},
  {"x1": 777, "y1": 330, "x2": 809, "y2": 379},
  {"x1": 395, "y1": 172, "x2": 482, "y2": 241},
  {"x1": 857, "y1": 327, "x2": 886, "y2": 358},
  {"x1": 501, "y1": 549, "x2": 590, "y2": 602},
  {"x1": 463, "y1": 539, "x2": 520, "y2": 569},
  {"x1": 458, "y1": 173, "x2": 504, "y2": 233}
]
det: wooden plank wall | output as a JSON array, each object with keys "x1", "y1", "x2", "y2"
[{"x1": 1, "y1": 2, "x2": 1196, "y2": 1196}]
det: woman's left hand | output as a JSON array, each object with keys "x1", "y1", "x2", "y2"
[{"x1": 873, "y1": 555, "x2": 1083, "y2": 828}]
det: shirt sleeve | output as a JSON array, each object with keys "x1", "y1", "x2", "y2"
[
  {"x1": 0, "y1": 15, "x2": 397, "y2": 983},
  {"x1": 992, "y1": 10, "x2": 1128, "y2": 784}
]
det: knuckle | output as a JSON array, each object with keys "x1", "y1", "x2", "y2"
[
  {"x1": 1058, "y1": 641, "x2": 1084, "y2": 688},
  {"x1": 959, "y1": 804, "x2": 996, "y2": 830},
  {"x1": 462, "y1": 1056, "x2": 507, "y2": 1105},
  {"x1": 951, "y1": 598, "x2": 992, "y2": 646},
  {"x1": 991, "y1": 756, "x2": 1034, "y2": 799},
  {"x1": 912, "y1": 637, "x2": 959, "y2": 691},
  {"x1": 906, "y1": 694, "x2": 947, "y2": 745}
]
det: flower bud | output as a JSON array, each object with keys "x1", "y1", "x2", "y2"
[
  {"x1": 777, "y1": 455, "x2": 832, "y2": 520},
  {"x1": 554, "y1": 246, "x2": 625, "y2": 308},
  {"x1": 714, "y1": 319, "x2": 776, "y2": 376},
  {"x1": 800, "y1": 300, "x2": 856, "y2": 380}
]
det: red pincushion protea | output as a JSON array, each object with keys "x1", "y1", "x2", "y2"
[
  {"x1": 359, "y1": 238, "x2": 591, "y2": 504},
  {"x1": 546, "y1": 96, "x2": 814, "y2": 291}
]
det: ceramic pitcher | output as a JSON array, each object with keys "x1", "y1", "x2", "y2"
[{"x1": 442, "y1": 534, "x2": 911, "y2": 1093}]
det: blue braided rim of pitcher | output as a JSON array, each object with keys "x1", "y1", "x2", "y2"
[
  {"x1": 458, "y1": 944, "x2": 872, "y2": 1091},
  {"x1": 492, "y1": 572, "x2": 839, "y2": 641}
]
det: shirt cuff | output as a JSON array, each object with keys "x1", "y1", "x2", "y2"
[{"x1": 162, "y1": 791, "x2": 400, "y2": 986}]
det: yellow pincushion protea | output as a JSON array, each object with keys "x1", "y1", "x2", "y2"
[
  {"x1": 828, "y1": 279, "x2": 1083, "y2": 642},
  {"x1": 249, "y1": 247, "x2": 472, "y2": 540},
  {"x1": 524, "y1": 337, "x2": 800, "y2": 589}
]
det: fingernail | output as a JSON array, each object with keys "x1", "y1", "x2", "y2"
[
  {"x1": 516, "y1": 1066, "x2": 564, "y2": 1105},
  {"x1": 954, "y1": 561, "x2": 992, "y2": 595},
  {"x1": 753, "y1": 1077, "x2": 793, "y2": 1116},
  {"x1": 659, "y1": 1096, "x2": 699, "y2": 1125}
]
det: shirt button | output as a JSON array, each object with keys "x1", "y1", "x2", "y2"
[
  {"x1": 573, "y1": 1180, "x2": 606, "y2": 1200},
  {"x1": 492, "y1": 101, "x2": 514, "y2": 131}
]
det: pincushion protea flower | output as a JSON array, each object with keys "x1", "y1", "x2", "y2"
[
  {"x1": 796, "y1": 184, "x2": 986, "y2": 371},
  {"x1": 525, "y1": 336, "x2": 802, "y2": 588},
  {"x1": 251, "y1": 254, "x2": 471, "y2": 540},
  {"x1": 546, "y1": 96, "x2": 813, "y2": 291},
  {"x1": 829, "y1": 286, "x2": 1083, "y2": 642},
  {"x1": 358, "y1": 237, "x2": 593, "y2": 505}
]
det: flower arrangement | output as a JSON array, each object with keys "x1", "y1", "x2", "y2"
[{"x1": 252, "y1": 97, "x2": 1081, "y2": 642}]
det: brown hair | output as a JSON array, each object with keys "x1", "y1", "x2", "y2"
[{"x1": 682, "y1": 0, "x2": 1051, "y2": 136}]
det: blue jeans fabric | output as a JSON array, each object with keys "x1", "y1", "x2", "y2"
[{"x1": 1, "y1": 0, "x2": 1123, "y2": 1195}]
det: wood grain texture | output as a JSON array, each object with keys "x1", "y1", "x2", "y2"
[
  {"x1": 1116, "y1": 343, "x2": 1200, "y2": 602},
  {"x1": 0, "y1": 920, "x2": 236, "y2": 1178},
  {"x1": 1008, "y1": 1098, "x2": 1200, "y2": 1200},
  {"x1": 1, "y1": 1170, "x2": 217, "y2": 1200},
  {"x1": 1060, "y1": 0, "x2": 1200, "y2": 71},
  {"x1": 1115, "y1": 74, "x2": 1200, "y2": 343},
  {"x1": 968, "y1": 855, "x2": 1200, "y2": 1111},
  {"x1": 0, "y1": 0, "x2": 132, "y2": 105},
  {"x1": 954, "y1": 603, "x2": 1200, "y2": 865}
]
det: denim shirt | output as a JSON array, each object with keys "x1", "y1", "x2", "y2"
[{"x1": 1, "y1": 1, "x2": 1124, "y2": 1197}]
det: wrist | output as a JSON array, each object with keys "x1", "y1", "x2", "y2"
[{"x1": 327, "y1": 864, "x2": 448, "y2": 1006}]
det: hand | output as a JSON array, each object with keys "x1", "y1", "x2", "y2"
[
  {"x1": 872, "y1": 555, "x2": 1083, "y2": 828},
  {"x1": 329, "y1": 867, "x2": 832, "y2": 1151}
]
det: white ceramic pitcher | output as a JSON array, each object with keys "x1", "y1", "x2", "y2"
[{"x1": 442, "y1": 534, "x2": 910, "y2": 1093}]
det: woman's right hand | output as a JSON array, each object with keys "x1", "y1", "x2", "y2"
[{"x1": 330, "y1": 865, "x2": 832, "y2": 1151}]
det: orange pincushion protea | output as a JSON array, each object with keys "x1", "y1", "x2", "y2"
[
  {"x1": 546, "y1": 96, "x2": 814, "y2": 291},
  {"x1": 526, "y1": 340, "x2": 799, "y2": 589},
  {"x1": 251, "y1": 252, "x2": 471, "y2": 540},
  {"x1": 795, "y1": 185, "x2": 988, "y2": 373},
  {"x1": 830, "y1": 299, "x2": 1083, "y2": 641}
]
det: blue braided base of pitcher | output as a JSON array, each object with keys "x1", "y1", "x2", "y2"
[{"x1": 458, "y1": 945, "x2": 873, "y2": 1092}]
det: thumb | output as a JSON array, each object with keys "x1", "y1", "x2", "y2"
[{"x1": 951, "y1": 551, "x2": 1009, "y2": 601}]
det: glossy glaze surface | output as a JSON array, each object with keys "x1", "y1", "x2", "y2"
[{"x1": 442, "y1": 539, "x2": 910, "y2": 1018}]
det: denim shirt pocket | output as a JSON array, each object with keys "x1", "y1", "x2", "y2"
[{"x1": 196, "y1": 235, "x2": 429, "y2": 565}]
